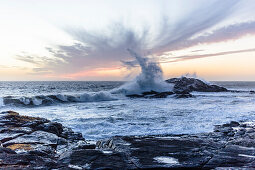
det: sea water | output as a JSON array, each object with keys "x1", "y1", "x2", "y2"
[{"x1": 0, "y1": 81, "x2": 255, "y2": 140}]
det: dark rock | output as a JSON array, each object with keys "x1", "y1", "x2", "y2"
[
  {"x1": 166, "y1": 77, "x2": 228, "y2": 93},
  {"x1": 204, "y1": 145, "x2": 255, "y2": 168},
  {"x1": 96, "y1": 139, "x2": 116, "y2": 149},
  {"x1": 250, "y1": 90, "x2": 255, "y2": 94},
  {"x1": 151, "y1": 91, "x2": 174, "y2": 98},
  {"x1": 220, "y1": 127, "x2": 233, "y2": 134},
  {"x1": 126, "y1": 94, "x2": 144, "y2": 98},
  {"x1": 175, "y1": 93, "x2": 193, "y2": 98},
  {"x1": 60, "y1": 127, "x2": 84, "y2": 141},
  {"x1": 74, "y1": 144, "x2": 96, "y2": 150},
  {"x1": 3, "y1": 130, "x2": 59, "y2": 147},
  {"x1": 229, "y1": 121, "x2": 240, "y2": 127},
  {"x1": 246, "y1": 128, "x2": 255, "y2": 133},
  {"x1": 236, "y1": 129, "x2": 246, "y2": 136},
  {"x1": 0, "y1": 111, "x2": 86, "y2": 169},
  {"x1": 0, "y1": 147, "x2": 16, "y2": 154},
  {"x1": 35, "y1": 122, "x2": 63, "y2": 136},
  {"x1": 1, "y1": 111, "x2": 49, "y2": 128},
  {"x1": 240, "y1": 124, "x2": 247, "y2": 128},
  {"x1": 142, "y1": 90, "x2": 158, "y2": 95},
  {"x1": 1, "y1": 110, "x2": 255, "y2": 169},
  {"x1": 59, "y1": 149, "x2": 131, "y2": 169},
  {"x1": 126, "y1": 91, "x2": 174, "y2": 98}
]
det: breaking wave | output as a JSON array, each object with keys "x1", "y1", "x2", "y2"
[{"x1": 1, "y1": 91, "x2": 116, "y2": 107}]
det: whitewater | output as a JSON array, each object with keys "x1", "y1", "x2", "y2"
[{"x1": 1, "y1": 51, "x2": 255, "y2": 140}]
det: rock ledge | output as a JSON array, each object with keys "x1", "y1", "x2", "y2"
[{"x1": 1, "y1": 111, "x2": 255, "y2": 169}]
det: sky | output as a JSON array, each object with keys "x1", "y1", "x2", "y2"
[{"x1": 0, "y1": 0, "x2": 255, "y2": 81}]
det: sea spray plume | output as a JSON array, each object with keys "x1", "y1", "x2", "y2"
[
  {"x1": 127, "y1": 49, "x2": 163, "y2": 89},
  {"x1": 111, "y1": 49, "x2": 173, "y2": 95}
]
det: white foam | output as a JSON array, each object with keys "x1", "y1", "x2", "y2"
[
  {"x1": 238, "y1": 154, "x2": 255, "y2": 158},
  {"x1": 19, "y1": 97, "x2": 31, "y2": 105},
  {"x1": 154, "y1": 156, "x2": 179, "y2": 165},
  {"x1": 102, "y1": 150, "x2": 113, "y2": 154},
  {"x1": 68, "y1": 164, "x2": 83, "y2": 170},
  {"x1": 32, "y1": 97, "x2": 43, "y2": 106},
  {"x1": 112, "y1": 49, "x2": 173, "y2": 95},
  {"x1": 0, "y1": 97, "x2": 4, "y2": 107}
]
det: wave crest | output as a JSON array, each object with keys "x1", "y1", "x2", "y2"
[{"x1": 2, "y1": 91, "x2": 116, "y2": 107}]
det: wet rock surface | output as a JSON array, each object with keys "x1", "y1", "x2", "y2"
[
  {"x1": 1, "y1": 111, "x2": 255, "y2": 169},
  {"x1": 62, "y1": 121, "x2": 255, "y2": 169},
  {"x1": 166, "y1": 77, "x2": 228, "y2": 93},
  {"x1": 0, "y1": 111, "x2": 86, "y2": 169},
  {"x1": 126, "y1": 91, "x2": 175, "y2": 99}
]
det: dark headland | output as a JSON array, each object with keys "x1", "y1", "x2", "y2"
[{"x1": 0, "y1": 78, "x2": 255, "y2": 169}]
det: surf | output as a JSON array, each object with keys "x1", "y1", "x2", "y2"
[
  {"x1": 1, "y1": 91, "x2": 116, "y2": 107},
  {"x1": 111, "y1": 49, "x2": 173, "y2": 95}
]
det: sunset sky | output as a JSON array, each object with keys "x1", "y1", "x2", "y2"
[{"x1": 1, "y1": 0, "x2": 255, "y2": 81}]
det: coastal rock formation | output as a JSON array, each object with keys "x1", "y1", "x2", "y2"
[
  {"x1": 126, "y1": 77, "x2": 227, "y2": 98},
  {"x1": 126, "y1": 91, "x2": 175, "y2": 98},
  {"x1": 1, "y1": 111, "x2": 255, "y2": 169},
  {"x1": 166, "y1": 77, "x2": 228, "y2": 93},
  {"x1": 108, "y1": 121, "x2": 255, "y2": 169},
  {"x1": 60, "y1": 120, "x2": 255, "y2": 169},
  {"x1": 0, "y1": 111, "x2": 86, "y2": 169}
]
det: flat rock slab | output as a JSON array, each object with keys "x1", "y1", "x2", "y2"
[{"x1": 4, "y1": 131, "x2": 59, "y2": 147}]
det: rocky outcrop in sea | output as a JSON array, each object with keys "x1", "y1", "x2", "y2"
[
  {"x1": 126, "y1": 77, "x2": 228, "y2": 98},
  {"x1": 1, "y1": 111, "x2": 255, "y2": 169},
  {"x1": 166, "y1": 77, "x2": 228, "y2": 93}
]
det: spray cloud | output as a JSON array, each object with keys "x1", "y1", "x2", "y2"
[{"x1": 112, "y1": 49, "x2": 173, "y2": 94}]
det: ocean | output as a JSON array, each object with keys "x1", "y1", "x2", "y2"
[{"x1": 1, "y1": 80, "x2": 255, "y2": 141}]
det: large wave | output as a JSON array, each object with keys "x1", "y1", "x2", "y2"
[
  {"x1": 112, "y1": 49, "x2": 173, "y2": 95},
  {"x1": 1, "y1": 91, "x2": 116, "y2": 107}
]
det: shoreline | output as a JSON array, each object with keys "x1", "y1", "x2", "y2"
[{"x1": 0, "y1": 111, "x2": 255, "y2": 169}]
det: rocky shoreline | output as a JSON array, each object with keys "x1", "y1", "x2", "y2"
[{"x1": 1, "y1": 111, "x2": 255, "y2": 169}]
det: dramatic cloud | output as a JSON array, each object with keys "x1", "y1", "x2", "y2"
[
  {"x1": 43, "y1": 24, "x2": 148, "y2": 74},
  {"x1": 164, "y1": 48, "x2": 255, "y2": 63},
  {"x1": 121, "y1": 21, "x2": 255, "y2": 67},
  {"x1": 174, "y1": 21, "x2": 255, "y2": 51},
  {"x1": 15, "y1": 0, "x2": 255, "y2": 78}
]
